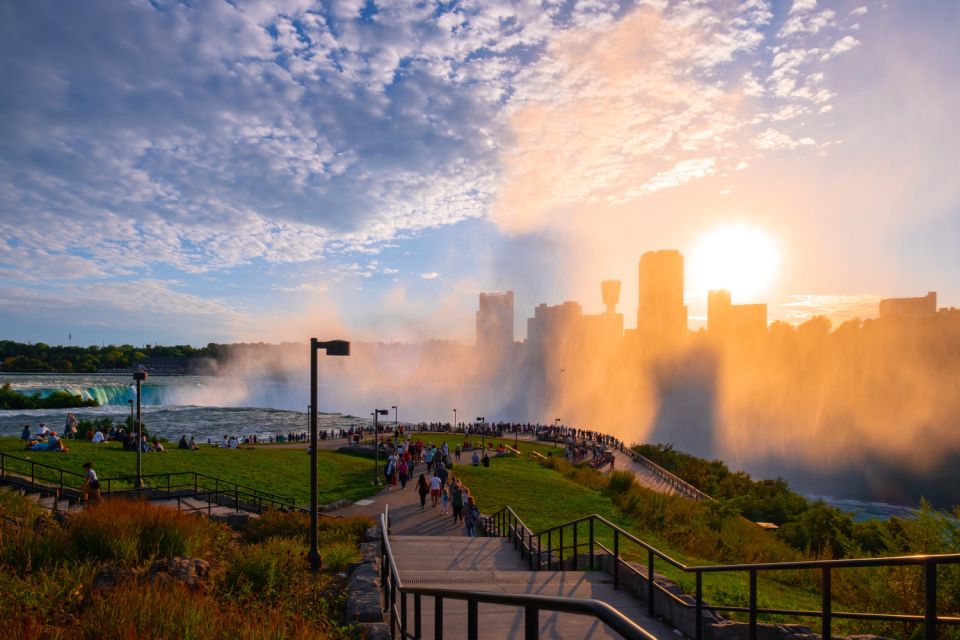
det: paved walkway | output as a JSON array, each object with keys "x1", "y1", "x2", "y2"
[{"x1": 331, "y1": 453, "x2": 677, "y2": 640}]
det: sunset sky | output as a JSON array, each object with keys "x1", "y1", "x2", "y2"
[{"x1": 1, "y1": 0, "x2": 957, "y2": 346}]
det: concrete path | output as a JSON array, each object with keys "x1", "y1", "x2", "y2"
[{"x1": 330, "y1": 456, "x2": 678, "y2": 640}]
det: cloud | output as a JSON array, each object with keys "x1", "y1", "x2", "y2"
[{"x1": 419, "y1": 272, "x2": 440, "y2": 280}]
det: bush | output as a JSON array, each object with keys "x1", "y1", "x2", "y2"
[{"x1": 69, "y1": 500, "x2": 225, "y2": 564}]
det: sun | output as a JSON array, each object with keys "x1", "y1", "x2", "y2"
[{"x1": 689, "y1": 224, "x2": 780, "y2": 301}]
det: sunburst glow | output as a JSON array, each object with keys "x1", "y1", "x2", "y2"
[{"x1": 689, "y1": 225, "x2": 780, "y2": 301}]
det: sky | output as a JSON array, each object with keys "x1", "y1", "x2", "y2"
[{"x1": 1, "y1": 0, "x2": 958, "y2": 346}]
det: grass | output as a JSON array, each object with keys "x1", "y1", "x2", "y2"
[
  {"x1": 0, "y1": 497, "x2": 373, "y2": 639},
  {"x1": 0, "y1": 437, "x2": 376, "y2": 506},
  {"x1": 445, "y1": 454, "x2": 839, "y2": 632}
]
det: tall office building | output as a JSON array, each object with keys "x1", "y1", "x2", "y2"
[
  {"x1": 476, "y1": 291, "x2": 514, "y2": 351},
  {"x1": 637, "y1": 250, "x2": 687, "y2": 339}
]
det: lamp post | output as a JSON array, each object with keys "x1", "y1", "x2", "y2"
[
  {"x1": 127, "y1": 398, "x2": 133, "y2": 432},
  {"x1": 476, "y1": 416, "x2": 485, "y2": 458},
  {"x1": 554, "y1": 417, "x2": 561, "y2": 447},
  {"x1": 391, "y1": 405, "x2": 398, "y2": 445},
  {"x1": 132, "y1": 370, "x2": 147, "y2": 494},
  {"x1": 309, "y1": 338, "x2": 350, "y2": 574},
  {"x1": 453, "y1": 408, "x2": 457, "y2": 431},
  {"x1": 372, "y1": 408, "x2": 389, "y2": 485}
]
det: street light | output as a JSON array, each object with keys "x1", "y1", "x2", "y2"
[
  {"x1": 132, "y1": 370, "x2": 147, "y2": 494},
  {"x1": 309, "y1": 338, "x2": 350, "y2": 574},
  {"x1": 554, "y1": 417, "x2": 561, "y2": 447},
  {"x1": 453, "y1": 408, "x2": 457, "y2": 431},
  {"x1": 372, "y1": 409, "x2": 389, "y2": 486},
  {"x1": 391, "y1": 405, "x2": 398, "y2": 445},
  {"x1": 476, "y1": 416, "x2": 485, "y2": 459}
]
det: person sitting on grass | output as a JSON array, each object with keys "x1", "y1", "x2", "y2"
[
  {"x1": 91, "y1": 429, "x2": 106, "y2": 443},
  {"x1": 178, "y1": 434, "x2": 189, "y2": 449},
  {"x1": 47, "y1": 432, "x2": 68, "y2": 452},
  {"x1": 152, "y1": 437, "x2": 166, "y2": 452},
  {"x1": 21, "y1": 424, "x2": 31, "y2": 440}
]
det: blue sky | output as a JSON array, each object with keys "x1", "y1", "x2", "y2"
[{"x1": 1, "y1": 0, "x2": 957, "y2": 346}]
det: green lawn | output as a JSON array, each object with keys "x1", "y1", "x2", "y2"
[
  {"x1": 0, "y1": 438, "x2": 376, "y2": 506},
  {"x1": 0, "y1": 436, "x2": 835, "y2": 631}
]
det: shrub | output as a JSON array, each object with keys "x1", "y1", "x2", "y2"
[
  {"x1": 69, "y1": 499, "x2": 225, "y2": 563},
  {"x1": 223, "y1": 536, "x2": 305, "y2": 600},
  {"x1": 319, "y1": 541, "x2": 360, "y2": 572}
]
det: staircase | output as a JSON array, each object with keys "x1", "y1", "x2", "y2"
[{"x1": 385, "y1": 534, "x2": 675, "y2": 639}]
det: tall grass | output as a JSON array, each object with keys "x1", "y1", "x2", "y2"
[{"x1": 69, "y1": 500, "x2": 227, "y2": 564}]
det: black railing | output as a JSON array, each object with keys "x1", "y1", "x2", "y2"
[
  {"x1": 0, "y1": 452, "x2": 300, "y2": 514},
  {"x1": 485, "y1": 509, "x2": 960, "y2": 640},
  {"x1": 618, "y1": 449, "x2": 711, "y2": 502},
  {"x1": 379, "y1": 505, "x2": 656, "y2": 640}
]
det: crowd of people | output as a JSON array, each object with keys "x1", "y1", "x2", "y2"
[{"x1": 380, "y1": 439, "x2": 483, "y2": 536}]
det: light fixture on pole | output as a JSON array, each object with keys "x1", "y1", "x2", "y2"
[
  {"x1": 132, "y1": 369, "x2": 147, "y2": 494},
  {"x1": 391, "y1": 405, "x2": 398, "y2": 445},
  {"x1": 476, "y1": 416, "x2": 485, "y2": 458},
  {"x1": 309, "y1": 338, "x2": 350, "y2": 574},
  {"x1": 554, "y1": 417, "x2": 561, "y2": 447},
  {"x1": 372, "y1": 408, "x2": 389, "y2": 486},
  {"x1": 453, "y1": 408, "x2": 457, "y2": 431}
]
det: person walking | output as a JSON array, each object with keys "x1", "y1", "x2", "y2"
[
  {"x1": 451, "y1": 479, "x2": 464, "y2": 523},
  {"x1": 416, "y1": 473, "x2": 429, "y2": 508},
  {"x1": 463, "y1": 495, "x2": 480, "y2": 537},
  {"x1": 81, "y1": 462, "x2": 102, "y2": 504},
  {"x1": 398, "y1": 459, "x2": 408, "y2": 489},
  {"x1": 429, "y1": 473, "x2": 442, "y2": 508}
]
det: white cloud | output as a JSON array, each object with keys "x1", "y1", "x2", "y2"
[{"x1": 419, "y1": 272, "x2": 440, "y2": 280}]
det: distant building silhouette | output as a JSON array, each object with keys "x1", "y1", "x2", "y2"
[
  {"x1": 637, "y1": 250, "x2": 687, "y2": 339},
  {"x1": 476, "y1": 291, "x2": 514, "y2": 351},
  {"x1": 527, "y1": 300, "x2": 582, "y2": 348},
  {"x1": 583, "y1": 280, "x2": 624, "y2": 343},
  {"x1": 879, "y1": 291, "x2": 937, "y2": 318},
  {"x1": 708, "y1": 289, "x2": 767, "y2": 338}
]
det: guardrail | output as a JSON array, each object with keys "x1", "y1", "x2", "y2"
[
  {"x1": 0, "y1": 451, "x2": 299, "y2": 515},
  {"x1": 379, "y1": 505, "x2": 657, "y2": 640},
  {"x1": 485, "y1": 508, "x2": 960, "y2": 640},
  {"x1": 620, "y1": 448, "x2": 712, "y2": 502}
]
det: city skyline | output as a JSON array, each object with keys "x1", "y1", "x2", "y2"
[{"x1": 1, "y1": 1, "x2": 958, "y2": 346}]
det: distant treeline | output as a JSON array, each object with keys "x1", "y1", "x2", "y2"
[{"x1": 0, "y1": 340, "x2": 239, "y2": 373}]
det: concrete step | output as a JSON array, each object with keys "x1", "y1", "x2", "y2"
[{"x1": 389, "y1": 536, "x2": 530, "y2": 572}]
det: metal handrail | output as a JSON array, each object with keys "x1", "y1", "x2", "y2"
[
  {"x1": 0, "y1": 451, "x2": 298, "y2": 514},
  {"x1": 485, "y1": 508, "x2": 960, "y2": 640},
  {"x1": 620, "y1": 449, "x2": 712, "y2": 502},
  {"x1": 379, "y1": 509, "x2": 656, "y2": 640}
]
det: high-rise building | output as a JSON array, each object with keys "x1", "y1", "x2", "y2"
[
  {"x1": 476, "y1": 291, "x2": 514, "y2": 351},
  {"x1": 526, "y1": 301, "x2": 582, "y2": 348},
  {"x1": 879, "y1": 291, "x2": 937, "y2": 318},
  {"x1": 637, "y1": 250, "x2": 687, "y2": 339},
  {"x1": 708, "y1": 289, "x2": 767, "y2": 338}
]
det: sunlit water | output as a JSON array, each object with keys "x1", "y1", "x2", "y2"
[
  {"x1": 0, "y1": 373, "x2": 367, "y2": 444},
  {"x1": 1, "y1": 373, "x2": 916, "y2": 519}
]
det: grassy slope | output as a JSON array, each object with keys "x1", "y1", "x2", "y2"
[
  {"x1": 0, "y1": 438, "x2": 376, "y2": 505},
  {"x1": 449, "y1": 453, "x2": 827, "y2": 627},
  {"x1": 0, "y1": 437, "x2": 830, "y2": 628}
]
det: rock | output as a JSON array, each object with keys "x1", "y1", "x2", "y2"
[
  {"x1": 147, "y1": 556, "x2": 210, "y2": 590},
  {"x1": 345, "y1": 587, "x2": 384, "y2": 623},
  {"x1": 210, "y1": 512, "x2": 252, "y2": 529},
  {"x1": 90, "y1": 565, "x2": 142, "y2": 592},
  {"x1": 364, "y1": 525, "x2": 381, "y2": 543},
  {"x1": 361, "y1": 622, "x2": 391, "y2": 639}
]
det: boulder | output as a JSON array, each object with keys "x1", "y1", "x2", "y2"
[{"x1": 147, "y1": 556, "x2": 210, "y2": 590}]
